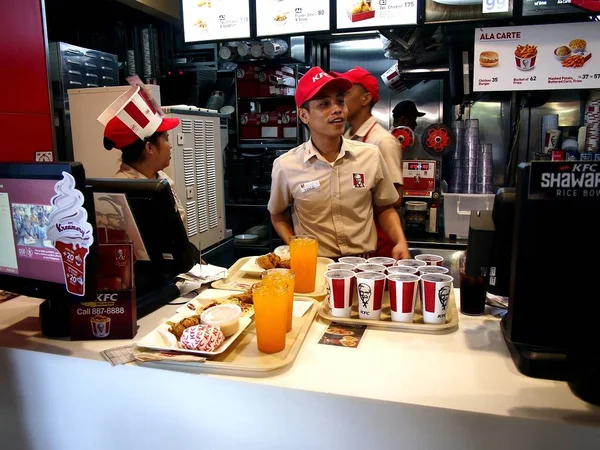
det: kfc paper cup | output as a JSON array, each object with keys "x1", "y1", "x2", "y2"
[
  {"x1": 388, "y1": 274, "x2": 420, "y2": 323},
  {"x1": 415, "y1": 254, "x2": 444, "y2": 266},
  {"x1": 355, "y1": 263, "x2": 386, "y2": 273},
  {"x1": 396, "y1": 259, "x2": 428, "y2": 272},
  {"x1": 355, "y1": 271, "x2": 386, "y2": 320},
  {"x1": 387, "y1": 265, "x2": 418, "y2": 275},
  {"x1": 327, "y1": 263, "x2": 356, "y2": 272},
  {"x1": 339, "y1": 257, "x2": 367, "y2": 267},
  {"x1": 419, "y1": 266, "x2": 449, "y2": 275},
  {"x1": 420, "y1": 273, "x2": 453, "y2": 324},
  {"x1": 325, "y1": 270, "x2": 356, "y2": 318},
  {"x1": 367, "y1": 257, "x2": 396, "y2": 268}
]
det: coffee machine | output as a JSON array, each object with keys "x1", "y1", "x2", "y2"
[{"x1": 400, "y1": 160, "x2": 440, "y2": 236}]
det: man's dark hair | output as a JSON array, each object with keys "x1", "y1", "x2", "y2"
[{"x1": 104, "y1": 131, "x2": 164, "y2": 165}]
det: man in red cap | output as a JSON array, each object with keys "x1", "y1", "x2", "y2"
[
  {"x1": 333, "y1": 66, "x2": 404, "y2": 258},
  {"x1": 268, "y1": 67, "x2": 410, "y2": 260}
]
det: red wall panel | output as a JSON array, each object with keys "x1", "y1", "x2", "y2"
[{"x1": 0, "y1": 0, "x2": 53, "y2": 161}]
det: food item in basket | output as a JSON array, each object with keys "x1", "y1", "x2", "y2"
[
  {"x1": 180, "y1": 324, "x2": 225, "y2": 351},
  {"x1": 274, "y1": 14, "x2": 287, "y2": 22},
  {"x1": 256, "y1": 252, "x2": 290, "y2": 270},
  {"x1": 562, "y1": 54, "x2": 588, "y2": 68},
  {"x1": 166, "y1": 315, "x2": 202, "y2": 340},
  {"x1": 479, "y1": 51, "x2": 499, "y2": 67},
  {"x1": 350, "y1": 0, "x2": 373, "y2": 14},
  {"x1": 555, "y1": 46, "x2": 571, "y2": 57},
  {"x1": 515, "y1": 44, "x2": 537, "y2": 59},
  {"x1": 569, "y1": 39, "x2": 586, "y2": 51}
]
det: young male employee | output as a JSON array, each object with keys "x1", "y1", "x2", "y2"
[
  {"x1": 267, "y1": 67, "x2": 410, "y2": 260},
  {"x1": 334, "y1": 67, "x2": 404, "y2": 257}
]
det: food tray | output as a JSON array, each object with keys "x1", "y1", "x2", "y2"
[
  {"x1": 318, "y1": 288, "x2": 459, "y2": 334},
  {"x1": 211, "y1": 256, "x2": 334, "y2": 300},
  {"x1": 135, "y1": 297, "x2": 319, "y2": 377}
]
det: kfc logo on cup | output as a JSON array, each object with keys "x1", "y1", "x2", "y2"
[
  {"x1": 355, "y1": 271, "x2": 386, "y2": 320},
  {"x1": 420, "y1": 273, "x2": 453, "y2": 324},
  {"x1": 325, "y1": 270, "x2": 355, "y2": 318}
]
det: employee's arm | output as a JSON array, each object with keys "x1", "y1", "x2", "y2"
[
  {"x1": 270, "y1": 212, "x2": 294, "y2": 244},
  {"x1": 375, "y1": 204, "x2": 410, "y2": 260},
  {"x1": 393, "y1": 183, "x2": 403, "y2": 208}
]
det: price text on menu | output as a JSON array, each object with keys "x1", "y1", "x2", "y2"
[
  {"x1": 183, "y1": 0, "x2": 251, "y2": 43},
  {"x1": 473, "y1": 22, "x2": 600, "y2": 92},
  {"x1": 256, "y1": 0, "x2": 330, "y2": 37},
  {"x1": 336, "y1": 0, "x2": 417, "y2": 30}
]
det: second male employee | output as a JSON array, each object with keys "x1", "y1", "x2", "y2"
[{"x1": 267, "y1": 67, "x2": 410, "y2": 260}]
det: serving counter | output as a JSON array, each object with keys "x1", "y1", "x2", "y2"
[{"x1": 1, "y1": 291, "x2": 599, "y2": 450}]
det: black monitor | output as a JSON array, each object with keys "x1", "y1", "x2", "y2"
[
  {"x1": 0, "y1": 162, "x2": 97, "y2": 336},
  {"x1": 86, "y1": 178, "x2": 194, "y2": 316}
]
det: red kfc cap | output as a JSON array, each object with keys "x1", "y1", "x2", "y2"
[
  {"x1": 331, "y1": 67, "x2": 380, "y2": 104},
  {"x1": 103, "y1": 116, "x2": 180, "y2": 150},
  {"x1": 296, "y1": 67, "x2": 353, "y2": 108}
]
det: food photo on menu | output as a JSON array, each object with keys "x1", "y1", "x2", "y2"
[
  {"x1": 425, "y1": 0, "x2": 513, "y2": 23},
  {"x1": 182, "y1": 0, "x2": 250, "y2": 42}
]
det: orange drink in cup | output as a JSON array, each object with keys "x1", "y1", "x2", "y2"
[
  {"x1": 262, "y1": 268, "x2": 295, "y2": 332},
  {"x1": 252, "y1": 282, "x2": 288, "y2": 353},
  {"x1": 289, "y1": 235, "x2": 318, "y2": 293}
]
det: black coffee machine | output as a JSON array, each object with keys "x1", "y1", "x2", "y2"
[{"x1": 493, "y1": 162, "x2": 600, "y2": 406}]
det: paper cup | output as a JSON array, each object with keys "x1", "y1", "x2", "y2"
[
  {"x1": 419, "y1": 266, "x2": 449, "y2": 275},
  {"x1": 327, "y1": 263, "x2": 356, "y2": 272},
  {"x1": 339, "y1": 257, "x2": 366, "y2": 266},
  {"x1": 415, "y1": 254, "x2": 444, "y2": 266},
  {"x1": 355, "y1": 263, "x2": 386, "y2": 273},
  {"x1": 324, "y1": 270, "x2": 355, "y2": 318},
  {"x1": 388, "y1": 274, "x2": 420, "y2": 323},
  {"x1": 367, "y1": 257, "x2": 396, "y2": 268},
  {"x1": 355, "y1": 271, "x2": 386, "y2": 320},
  {"x1": 420, "y1": 273, "x2": 453, "y2": 324},
  {"x1": 396, "y1": 259, "x2": 428, "y2": 271},
  {"x1": 387, "y1": 265, "x2": 418, "y2": 275}
]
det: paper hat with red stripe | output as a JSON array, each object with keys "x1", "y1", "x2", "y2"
[{"x1": 97, "y1": 86, "x2": 179, "y2": 150}]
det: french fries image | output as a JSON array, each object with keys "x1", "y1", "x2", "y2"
[
  {"x1": 514, "y1": 44, "x2": 537, "y2": 59},
  {"x1": 562, "y1": 54, "x2": 587, "y2": 68}
]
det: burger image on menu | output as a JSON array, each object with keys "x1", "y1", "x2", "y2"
[{"x1": 479, "y1": 51, "x2": 499, "y2": 67}]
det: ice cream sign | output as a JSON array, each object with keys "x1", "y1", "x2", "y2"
[{"x1": 48, "y1": 172, "x2": 94, "y2": 296}]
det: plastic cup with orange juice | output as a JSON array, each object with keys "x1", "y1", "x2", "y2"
[
  {"x1": 262, "y1": 268, "x2": 295, "y2": 332},
  {"x1": 251, "y1": 282, "x2": 288, "y2": 353},
  {"x1": 289, "y1": 235, "x2": 318, "y2": 293}
]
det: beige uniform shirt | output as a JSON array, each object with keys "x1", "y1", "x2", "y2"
[
  {"x1": 268, "y1": 138, "x2": 399, "y2": 258},
  {"x1": 344, "y1": 116, "x2": 403, "y2": 185},
  {"x1": 114, "y1": 163, "x2": 187, "y2": 226}
]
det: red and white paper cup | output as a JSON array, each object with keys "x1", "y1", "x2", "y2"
[
  {"x1": 387, "y1": 265, "x2": 418, "y2": 275},
  {"x1": 396, "y1": 259, "x2": 428, "y2": 272},
  {"x1": 388, "y1": 273, "x2": 420, "y2": 323},
  {"x1": 355, "y1": 263, "x2": 386, "y2": 273},
  {"x1": 327, "y1": 262, "x2": 356, "y2": 272},
  {"x1": 419, "y1": 266, "x2": 449, "y2": 275},
  {"x1": 367, "y1": 257, "x2": 396, "y2": 268},
  {"x1": 420, "y1": 273, "x2": 453, "y2": 324},
  {"x1": 355, "y1": 271, "x2": 386, "y2": 320},
  {"x1": 338, "y1": 257, "x2": 366, "y2": 267},
  {"x1": 415, "y1": 254, "x2": 444, "y2": 267},
  {"x1": 325, "y1": 270, "x2": 356, "y2": 318}
]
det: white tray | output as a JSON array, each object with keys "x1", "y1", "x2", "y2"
[{"x1": 176, "y1": 289, "x2": 254, "y2": 317}]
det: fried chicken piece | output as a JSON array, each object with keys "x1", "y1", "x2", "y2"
[
  {"x1": 167, "y1": 322, "x2": 186, "y2": 340},
  {"x1": 278, "y1": 259, "x2": 291, "y2": 269},
  {"x1": 230, "y1": 289, "x2": 253, "y2": 304},
  {"x1": 256, "y1": 254, "x2": 276, "y2": 269},
  {"x1": 180, "y1": 315, "x2": 200, "y2": 329},
  {"x1": 268, "y1": 253, "x2": 281, "y2": 267}
]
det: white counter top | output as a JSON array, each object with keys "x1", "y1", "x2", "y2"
[{"x1": 1, "y1": 291, "x2": 598, "y2": 427}]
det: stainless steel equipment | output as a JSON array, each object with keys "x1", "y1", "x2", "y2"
[{"x1": 401, "y1": 159, "x2": 440, "y2": 236}]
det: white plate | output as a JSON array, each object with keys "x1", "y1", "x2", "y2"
[
  {"x1": 176, "y1": 289, "x2": 253, "y2": 315},
  {"x1": 136, "y1": 311, "x2": 252, "y2": 357},
  {"x1": 239, "y1": 256, "x2": 267, "y2": 276},
  {"x1": 432, "y1": 0, "x2": 482, "y2": 5}
]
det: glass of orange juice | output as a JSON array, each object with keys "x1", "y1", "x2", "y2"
[
  {"x1": 262, "y1": 268, "x2": 295, "y2": 332},
  {"x1": 251, "y1": 281, "x2": 288, "y2": 353},
  {"x1": 289, "y1": 235, "x2": 318, "y2": 293}
]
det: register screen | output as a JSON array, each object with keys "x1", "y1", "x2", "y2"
[{"x1": 0, "y1": 178, "x2": 64, "y2": 284}]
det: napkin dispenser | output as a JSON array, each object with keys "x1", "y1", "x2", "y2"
[{"x1": 500, "y1": 162, "x2": 600, "y2": 399}]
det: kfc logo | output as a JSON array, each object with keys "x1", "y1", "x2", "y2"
[
  {"x1": 438, "y1": 286, "x2": 450, "y2": 311},
  {"x1": 352, "y1": 173, "x2": 365, "y2": 188},
  {"x1": 358, "y1": 283, "x2": 371, "y2": 309},
  {"x1": 312, "y1": 72, "x2": 330, "y2": 83},
  {"x1": 96, "y1": 293, "x2": 118, "y2": 302}
]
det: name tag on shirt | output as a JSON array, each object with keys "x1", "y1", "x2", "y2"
[{"x1": 300, "y1": 180, "x2": 320, "y2": 193}]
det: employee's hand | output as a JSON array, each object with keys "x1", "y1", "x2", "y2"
[{"x1": 391, "y1": 241, "x2": 411, "y2": 261}]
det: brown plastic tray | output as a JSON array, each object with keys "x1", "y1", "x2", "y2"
[
  {"x1": 318, "y1": 288, "x2": 459, "y2": 334},
  {"x1": 211, "y1": 256, "x2": 334, "y2": 300},
  {"x1": 136, "y1": 297, "x2": 319, "y2": 377}
]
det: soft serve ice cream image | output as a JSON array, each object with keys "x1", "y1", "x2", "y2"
[{"x1": 47, "y1": 172, "x2": 94, "y2": 296}]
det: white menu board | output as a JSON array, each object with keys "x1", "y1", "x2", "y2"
[
  {"x1": 256, "y1": 0, "x2": 330, "y2": 37},
  {"x1": 473, "y1": 22, "x2": 600, "y2": 92},
  {"x1": 183, "y1": 0, "x2": 251, "y2": 43},
  {"x1": 336, "y1": 0, "x2": 418, "y2": 30}
]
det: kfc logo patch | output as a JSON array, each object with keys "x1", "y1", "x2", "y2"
[{"x1": 352, "y1": 173, "x2": 365, "y2": 188}]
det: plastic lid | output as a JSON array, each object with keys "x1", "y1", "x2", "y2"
[
  {"x1": 201, "y1": 304, "x2": 242, "y2": 325},
  {"x1": 405, "y1": 201, "x2": 428, "y2": 211}
]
